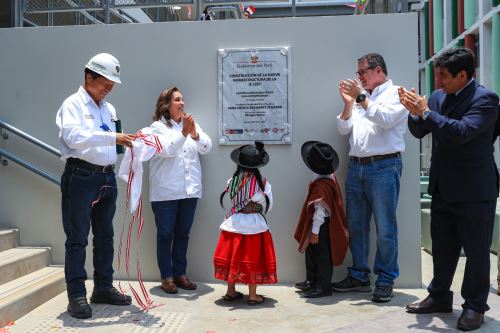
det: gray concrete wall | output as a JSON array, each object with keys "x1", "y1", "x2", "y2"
[{"x1": 0, "y1": 13, "x2": 421, "y2": 287}]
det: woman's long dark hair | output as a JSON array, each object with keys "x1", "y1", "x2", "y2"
[
  {"x1": 220, "y1": 165, "x2": 269, "y2": 213},
  {"x1": 152, "y1": 86, "x2": 180, "y2": 128}
]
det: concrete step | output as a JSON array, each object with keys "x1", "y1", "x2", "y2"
[
  {"x1": 0, "y1": 265, "x2": 65, "y2": 327},
  {"x1": 0, "y1": 229, "x2": 18, "y2": 252},
  {"x1": 0, "y1": 247, "x2": 51, "y2": 285}
]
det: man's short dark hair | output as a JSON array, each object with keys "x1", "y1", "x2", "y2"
[
  {"x1": 84, "y1": 67, "x2": 102, "y2": 80},
  {"x1": 434, "y1": 47, "x2": 475, "y2": 80},
  {"x1": 358, "y1": 53, "x2": 388, "y2": 76}
]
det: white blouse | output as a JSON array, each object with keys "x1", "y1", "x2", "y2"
[
  {"x1": 149, "y1": 117, "x2": 212, "y2": 201},
  {"x1": 219, "y1": 179, "x2": 273, "y2": 235}
]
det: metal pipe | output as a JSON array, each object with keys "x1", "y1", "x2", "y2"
[
  {"x1": 103, "y1": 0, "x2": 110, "y2": 24},
  {"x1": 15, "y1": 0, "x2": 23, "y2": 27},
  {"x1": 362, "y1": 0, "x2": 370, "y2": 14},
  {"x1": 0, "y1": 120, "x2": 61, "y2": 157},
  {"x1": 0, "y1": 149, "x2": 60, "y2": 186}
]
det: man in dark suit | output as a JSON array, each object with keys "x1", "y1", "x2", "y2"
[{"x1": 399, "y1": 47, "x2": 499, "y2": 331}]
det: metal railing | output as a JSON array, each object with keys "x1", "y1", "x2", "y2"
[
  {"x1": 17, "y1": 0, "x2": 358, "y2": 26},
  {"x1": 0, "y1": 120, "x2": 61, "y2": 186}
]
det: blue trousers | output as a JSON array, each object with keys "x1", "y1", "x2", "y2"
[
  {"x1": 151, "y1": 198, "x2": 198, "y2": 279},
  {"x1": 345, "y1": 156, "x2": 402, "y2": 287},
  {"x1": 61, "y1": 165, "x2": 117, "y2": 299}
]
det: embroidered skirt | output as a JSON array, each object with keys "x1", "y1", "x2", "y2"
[{"x1": 214, "y1": 230, "x2": 278, "y2": 285}]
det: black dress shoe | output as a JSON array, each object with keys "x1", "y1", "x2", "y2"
[
  {"x1": 406, "y1": 295, "x2": 453, "y2": 314},
  {"x1": 295, "y1": 280, "x2": 315, "y2": 291},
  {"x1": 67, "y1": 296, "x2": 92, "y2": 319},
  {"x1": 90, "y1": 287, "x2": 132, "y2": 305},
  {"x1": 457, "y1": 308, "x2": 484, "y2": 331},
  {"x1": 304, "y1": 287, "x2": 332, "y2": 298}
]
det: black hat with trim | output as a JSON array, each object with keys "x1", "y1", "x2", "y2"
[
  {"x1": 301, "y1": 141, "x2": 339, "y2": 175},
  {"x1": 230, "y1": 141, "x2": 269, "y2": 168}
]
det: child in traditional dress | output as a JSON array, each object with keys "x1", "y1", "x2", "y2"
[
  {"x1": 214, "y1": 141, "x2": 277, "y2": 305},
  {"x1": 294, "y1": 141, "x2": 349, "y2": 298}
]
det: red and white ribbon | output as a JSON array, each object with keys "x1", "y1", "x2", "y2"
[{"x1": 117, "y1": 128, "x2": 163, "y2": 311}]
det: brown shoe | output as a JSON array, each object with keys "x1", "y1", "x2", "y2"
[
  {"x1": 497, "y1": 283, "x2": 500, "y2": 296},
  {"x1": 174, "y1": 275, "x2": 197, "y2": 290},
  {"x1": 406, "y1": 295, "x2": 452, "y2": 314},
  {"x1": 457, "y1": 308, "x2": 484, "y2": 331},
  {"x1": 161, "y1": 278, "x2": 177, "y2": 294}
]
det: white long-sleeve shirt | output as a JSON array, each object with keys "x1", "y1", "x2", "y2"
[
  {"x1": 311, "y1": 173, "x2": 332, "y2": 234},
  {"x1": 149, "y1": 117, "x2": 212, "y2": 201},
  {"x1": 56, "y1": 86, "x2": 117, "y2": 166},
  {"x1": 219, "y1": 179, "x2": 273, "y2": 235},
  {"x1": 336, "y1": 79, "x2": 408, "y2": 157}
]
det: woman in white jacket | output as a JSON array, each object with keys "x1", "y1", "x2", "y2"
[{"x1": 149, "y1": 86, "x2": 212, "y2": 294}]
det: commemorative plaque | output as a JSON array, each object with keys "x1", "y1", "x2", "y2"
[{"x1": 218, "y1": 47, "x2": 292, "y2": 144}]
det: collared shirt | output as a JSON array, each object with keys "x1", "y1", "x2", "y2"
[
  {"x1": 219, "y1": 180, "x2": 273, "y2": 235},
  {"x1": 336, "y1": 79, "x2": 408, "y2": 157},
  {"x1": 56, "y1": 87, "x2": 117, "y2": 166},
  {"x1": 311, "y1": 173, "x2": 332, "y2": 234},
  {"x1": 149, "y1": 117, "x2": 212, "y2": 201},
  {"x1": 455, "y1": 79, "x2": 474, "y2": 96}
]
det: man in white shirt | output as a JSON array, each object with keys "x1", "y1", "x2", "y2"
[
  {"x1": 332, "y1": 53, "x2": 408, "y2": 303},
  {"x1": 56, "y1": 53, "x2": 135, "y2": 319}
]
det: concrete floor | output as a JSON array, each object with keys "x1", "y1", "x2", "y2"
[{"x1": 4, "y1": 251, "x2": 500, "y2": 333}]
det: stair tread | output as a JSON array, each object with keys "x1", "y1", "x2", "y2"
[
  {"x1": 0, "y1": 266, "x2": 64, "y2": 301},
  {"x1": 0, "y1": 229, "x2": 18, "y2": 236},
  {"x1": 0, "y1": 247, "x2": 50, "y2": 265}
]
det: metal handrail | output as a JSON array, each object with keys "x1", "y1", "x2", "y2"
[
  {"x1": 0, "y1": 120, "x2": 61, "y2": 157},
  {"x1": 0, "y1": 149, "x2": 60, "y2": 185},
  {"x1": 0, "y1": 120, "x2": 61, "y2": 186}
]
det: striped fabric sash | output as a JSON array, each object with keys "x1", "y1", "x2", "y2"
[{"x1": 226, "y1": 171, "x2": 266, "y2": 218}]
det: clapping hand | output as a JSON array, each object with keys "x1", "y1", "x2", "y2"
[
  {"x1": 398, "y1": 87, "x2": 428, "y2": 118},
  {"x1": 181, "y1": 113, "x2": 196, "y2": 138},
  {"x1": 339, "y1": 79, "x2": 362, "y2": 104}
]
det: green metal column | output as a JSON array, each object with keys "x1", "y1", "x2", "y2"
[
  {"x1": 493, "y1": 14, "x2": 500, "y2": 95},
  {"x1": 464, "y1": 0, "x2": 476, "y2": 29},
  {"x1": 424, "y1": 1, "x2": 430, "y2": 59},
  {"x1": 426, "y1": 62, "x2": 434, "y2": 97},
  {"x1": 451, "y1": 0, "x2": 458, "y2": 39},
  {"x1": 433, "y1": 0, "x2": 443, "y2": 52}
]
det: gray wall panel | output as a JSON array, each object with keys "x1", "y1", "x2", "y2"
[{"x1": 0, "y1": 14, "x2": 421, "y2": 286}]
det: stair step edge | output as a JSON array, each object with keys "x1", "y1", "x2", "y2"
[
  {"x1": 0, "y1": 247, "x2": 51, "y2": 265},
  {"x1": 0, "y1": 266, "x2": 65, "y2": 301}
]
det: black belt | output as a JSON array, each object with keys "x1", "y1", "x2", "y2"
[
  {"x1": 350, "y1": 152, "x2": 401, "y2": 165},
  {"x1": 66, "y1": 157, "x2": 114, "y2": 173}
]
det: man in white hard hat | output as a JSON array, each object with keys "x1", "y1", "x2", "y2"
[{"x1": 56, "y1": 53, "x2": 135, "y2": 319}]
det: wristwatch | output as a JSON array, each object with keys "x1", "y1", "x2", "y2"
[
  {"x1": 356, "y1": 93, "x2": 366, "y2": 103},
  {"x1": 422, "y1": 110, "x2": 431, "y2": 120}
]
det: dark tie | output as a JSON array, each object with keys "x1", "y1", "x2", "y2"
[{"x1": 441, "y1": 93, "x2": 456, "y2": 113}]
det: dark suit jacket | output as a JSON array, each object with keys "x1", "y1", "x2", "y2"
[{"x1": 408, "y1": 81, "x2": 499, "y2": 202}]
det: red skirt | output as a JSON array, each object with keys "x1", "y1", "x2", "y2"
[{"x1": 214, "y1": 230, "x2": 278, "y2": 285}]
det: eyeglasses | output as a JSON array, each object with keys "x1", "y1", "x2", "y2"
[{"x1": 356, "y1": 66, "x2": 377, "y2": 77}]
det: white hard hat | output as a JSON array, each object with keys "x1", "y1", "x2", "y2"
[{"x1": 85, "y1": 53, "x2": 121, "y2": 83}]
